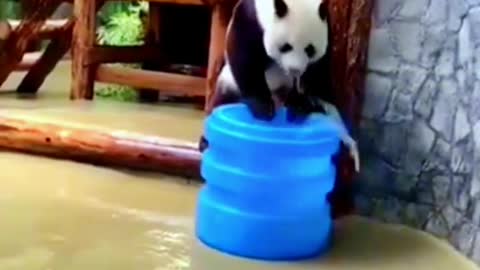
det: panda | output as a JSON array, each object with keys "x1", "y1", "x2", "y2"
[{"x1": 201, "y1": 0, "x2": 360, "y2": 171}]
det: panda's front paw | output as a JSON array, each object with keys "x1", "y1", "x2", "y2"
[
  {"x1": 244, "y1": 97, "x2": 276, "y2": 121},
  {"x1": 286, "y1": 107, "x2": 310, "y2": 123},
  {"x1": 285, "y1": 94, "x2": 313, "y2": 122}
]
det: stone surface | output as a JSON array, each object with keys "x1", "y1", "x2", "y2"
[
  {"x1": 430, "y1": 79, "x2": 457, "y2": 142},
  {"x1": 367, "y1": 28, "x2": 399, "y2": 73},
  {"x1": 358, "y1": 0, "x2": 480, "y2": 264},
  {"x1": 425, "y1": 213, "x2": 450, "y2": 238},
  {"x1": 450, "y1": 219, "x2": 476, "y2": 255},
  {"x1": 363, "y1": 74, "x2": 392, "y2": 118},
  {"x1": 398, "y1": 0, "x2": 428, "y2": 18},
  {"x1": 470, "y1": 82, "x2": 480, "y2": 123},
  {"x1": 383, "y1": 90, "x2": 414, "y2": 122},
  {"x1": 414, "y1": 174, "x2": 435, "y2": 204},
  {"x1": 423, "y1": 0, "x2": 448, "y2": 25},
  {"x1": 455, "y1": 107, "x2": 471, "y2": 143},
  {"x1": 459, "y1": 17, "x2": 473, "y2": 65},
  {"x1": 451, "y1": 137, "x2": 474, "y2": 175},
  {"x1": 451, "y1": 176, "x2": 470, "y2": 212},
  {"x1": 373, "y1": 0, "x2": 402, "y2": 25},
  {"x1": 432, "y1": 176, "x2": 451, "y2": 203},
  {"x1": 390, "y1": 21, "x2": 423, "y2": 62},
  {"x1": 404, "y1": 120, "x2": 435, "y2": 175},
  {"x1": 420, "y1": 24, "x2": 448, "y2": 68},
  {"x1": 413, "y1": 77, "x2": 436, "y2": 119}
]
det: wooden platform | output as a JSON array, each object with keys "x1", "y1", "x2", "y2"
[{"x1": 71, "y1": 0, "x2": 235, "y2": 106}]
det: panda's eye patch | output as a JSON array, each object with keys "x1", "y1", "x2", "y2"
[
  {"x1": 279, "y1": 43, "x2": 293, "y2": 53},
  {"x1": 305, "y1": 44, "x2": 316, "y2": 58}
]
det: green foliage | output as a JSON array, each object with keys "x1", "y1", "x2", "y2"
[
  {"x1": 95, "y1": 84, "x2": 139, "y2": 102},
  {"x1": 0, "y1": 0, "x2": 22, "y2": 20},
  {"x1": 95, "y1": 1, "x2": 148, "y2": 102},
  {"x1": 97, "y1": 1, "x2": 148, "y2": 46}
]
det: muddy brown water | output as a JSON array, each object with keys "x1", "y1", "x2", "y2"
[{"x1": 0, "y1": 64, "x2": 477, "y2": 269}]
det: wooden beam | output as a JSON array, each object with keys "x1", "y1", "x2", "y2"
[
  {"x1": 139, "y1": 3, "x2": 164, "y2": 103},
  {"x1": 17, "y1": 20, "x2": 74, "y2": 93},
  {"x1": 0, "y1": 0, "x2": 63, "y2": 88},
  {"x1": 96, "y1": 65, "x2": 205, "y2": 97},
  {"x1": 62, "y1": 0, "x2": 234, "y2": 6},
  {"x1": 0, "y1": 114, "x2": 201, "y2": 178},
  {"x1": 15, "y1": 52, "x2": 43, "y2": 71},
  {"x1": 8, "y1": 19, "x2": 68, "y2": 39},
  {"x1": 14, "y1": 52, "x2": 70, "y2": 71},
  {"x1": 87, "y1": 45, "x2": 164, "y2": 65},
  {"x1": 205, "y1": 2, "x2": 233, "y2": 113},
  {"x1": 62, "y1": 0, "x2": 205, "y2": 4},
  {"x1": 345, "y1": 0, "x2": 373, "y2": 126}
]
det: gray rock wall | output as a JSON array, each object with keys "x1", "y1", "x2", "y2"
[{"x1": 356, "y1": 0, "x2": 480, "y2": 262}]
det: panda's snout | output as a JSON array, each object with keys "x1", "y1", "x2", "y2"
[{"x1": 286, "y1": 67, "x2": 302, "y2": 77}]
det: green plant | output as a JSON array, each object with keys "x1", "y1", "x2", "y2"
[
  {"x1": 95, "y1": 1, "x2": 148, "y2": 102},
  {"x1": 97, "y1": 1, "x2": 148, "y2": 46},
  {"x1": 0, "y1": 0, "x2": 21, "y2": 20},
  {"x1": 95, "y1": 84, "x2": 139, "y2": 102}
]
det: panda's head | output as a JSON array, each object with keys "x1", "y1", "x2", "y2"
[{"x1": 256, "y1": 0, "x2": 329, "y2": 77}]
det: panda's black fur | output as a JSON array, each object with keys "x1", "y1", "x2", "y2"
[{"x1": 200, "y1": 0, "x2": 333, "y2": 152}]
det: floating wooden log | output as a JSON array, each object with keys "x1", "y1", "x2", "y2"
[{"x1": 0, "y1": 114, "x2": 201, "y2": 178}]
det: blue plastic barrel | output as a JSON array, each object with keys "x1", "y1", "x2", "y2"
[{"x1": 195, "y1": 104, "x2": 341, "y2": 261}]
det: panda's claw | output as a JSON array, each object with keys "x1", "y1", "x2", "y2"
[
  {"x1": 317, "y1": 99, "x2": 360, "y2": 172},
  {"x1": 341, "y1": 134, "x2": 360, "y2": 172}
]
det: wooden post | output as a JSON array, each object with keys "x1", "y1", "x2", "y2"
[
  {"x1": 139, "y1": 3, "x2": 163, "y2": 103},
  {"x1": 345, "y1": 0, "x2": 373, "y2": 127},
  {"x1": 71, "y1": 0, "x2": 97, "y2": 100},
  {"x1": 327, "y1": 0, "x2": 373, "y2": 218},
  {"x1": 17, "y1": 20, "x2": 74, "y2": 93},
  {"x1": 204, "y1": 2, "x2": 234, "y2": 113}
]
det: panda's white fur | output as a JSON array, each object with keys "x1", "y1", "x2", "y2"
[
  {"x1": 255, "y1": 0, "x2": 328, "y2": 76},
  {"x1": 217, "y1": 62, "x2": 293, "y2": 97},
  {"x1": 217, "y1": 0, "x2": 328, "y2": 100},
  {"x1": 208, "y1": 0, "x2": 361, "y2": 171}
]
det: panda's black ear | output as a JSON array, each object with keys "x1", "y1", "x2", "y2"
[
  {"x1": 319, "y1": 2, "x2": 327, "y2": 21},
  {"x1": 274, "y1": 0, "x2": 288, "y2": 18}
]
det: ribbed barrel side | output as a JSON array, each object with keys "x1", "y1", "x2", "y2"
[{"x1": 195, "y1": 105, "x2": 341, "y2": 260}]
